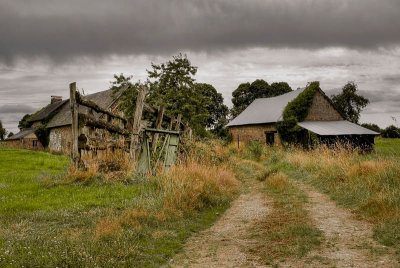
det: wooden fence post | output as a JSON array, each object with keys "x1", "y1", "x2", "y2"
[
  {"x1": 70, "y1": 82, "x2": 79, "y2": 166},
  {"x1": 175, "y1": 114, "x2": 182, "y2": 131},
  {"x1": 130, "y1": 85, "x2": 147, "y2": 159},
  {"x1": 152, "y1": 105, "x2": 165, "y2": 153},
  {"x1": 168, "y1": 116, "x2": 175, "y2": 130}
]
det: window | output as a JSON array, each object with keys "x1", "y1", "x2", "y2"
[
  {"x1": 265, "y1": 132, "x2": 275, "y2": 146},
  {"x1": 32, "y1": 140, "x2": 38, "y2": 148}
]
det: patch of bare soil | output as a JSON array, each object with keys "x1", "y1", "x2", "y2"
[
  {"x1": 171, "y1": 184, "x2": 271, "y2": 267},
  {"x1": 283, "y1": 184, "x2": 399, "y2": 268}
]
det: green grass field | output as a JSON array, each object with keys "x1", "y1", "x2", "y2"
[
  {"x1": 375, "y1": 138, "x2": 400, "y2": 157},
  {"x1": 0, "y1": 148, "x2": 237, "y2": 267}
]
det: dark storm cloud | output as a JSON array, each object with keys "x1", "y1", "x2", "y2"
[{"x1": 1, "y1": 0, "x2": 400, "y2": 63}]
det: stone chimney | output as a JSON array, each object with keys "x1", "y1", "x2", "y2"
[{"x1": 51, "y1": 96, "x2": 62, "y2": 104}]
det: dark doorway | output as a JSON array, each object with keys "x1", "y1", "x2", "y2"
[{"x1": 265, "y1": 132, "x2": 275, "y2": 146}]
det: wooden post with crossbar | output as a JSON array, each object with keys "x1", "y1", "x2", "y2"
[
  {"x1": 130, "y1": 85, "x2": 147, "y2": 159},
  {"x1": 70, "y1": 82, "x2": 79, "y2": 166}
]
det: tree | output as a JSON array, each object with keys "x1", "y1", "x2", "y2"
[
  {"x1": 331, "y1": 82, "x2": 369, "y2": 123},
  {"x1": 361, "y1": 123, "x2": 381, "y2": 133},
  {"x1": 0, "y1": 120, "x2": 7, "y2": 140},
  {"x1": 110, "y1": 73, "x2": 139, "y2": 119},
  {"x1": 195, "y1": 83, "x2": 229, "y2": 130},
  {"x1": 382, "y1": 125, "x2": 400, "y2": 138},
  {"x1": 147, "y1": 54, "x2": 209, "y2": 136},
  {"x1": 7, "y1": 132, "x2": 14, "y2": 138},
  {"x1": 271, "y1": 82, "x2": 292, "y2": 96},
  {"x1": 18, "y1": 114, "x2": 32, "y2": 130},
  {"x1": 231, "y1": 80, "x2": 292, "y2": 117}
]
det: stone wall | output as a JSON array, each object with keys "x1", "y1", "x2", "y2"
[
  {"x1": 229, "y1": 124, "x2": 281, "y2": 146},
  {"x1": 4, "y1": 138, "x2": 43, "y2": 150},
  {"x1": 49, "y1": 126, "x2": 72, "y2": 155},
  {"x1": 305, "y1": 91, "x2": 343, "y2": 121}
]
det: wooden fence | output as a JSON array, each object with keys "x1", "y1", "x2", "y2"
[{"x1": 69, "y1": 82, "x2": 191, "y2": 168}]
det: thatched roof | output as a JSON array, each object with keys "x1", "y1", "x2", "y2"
[{"x1": 47, "y1": 89, "x2": 117, "y2": 129}]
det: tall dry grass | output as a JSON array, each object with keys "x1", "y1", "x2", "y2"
[
  {"x1": 280, "y1": 146, "x2": 400, "y2": 222},
  {"x1": 90, "y1": 159, "x2": 239, "y2": 239}
]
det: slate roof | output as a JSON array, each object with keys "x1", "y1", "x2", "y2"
[
  {"x1": 227, "y1": 88, "x2": 305, "y2": 127},
  {"x1": 46, "y1": 89, "x2": 117, "y2": 129},
  {"x1": 28, "y1": 100, "x2": 68, "y2": 122},
  {"x1": 6, "y1": 128, "x2": 35, "y2": 140},
  {"x1": 297, "y1": 121, "x2": 379, "y2": 136}
]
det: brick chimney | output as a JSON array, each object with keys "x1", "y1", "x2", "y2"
[{"x1": 51, "y1": 96, "x2": 62, "y2": 104}]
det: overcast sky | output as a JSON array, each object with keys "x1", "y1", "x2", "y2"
[{"x1": 1, "y1": 0, "x2": 400, "y2": 133}]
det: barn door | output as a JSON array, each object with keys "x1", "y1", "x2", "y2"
[{"x1": 265, "y1": 132, "x2": 275, "y2": 146}]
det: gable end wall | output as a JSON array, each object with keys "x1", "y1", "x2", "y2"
[{"x1": 305, "y1": 91, "x2": 343, "y2": 121}]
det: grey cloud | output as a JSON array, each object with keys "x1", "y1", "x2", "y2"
[
  {"x1": 0, "y1": 104, "x2": 36, "y2": 114},
  {"x1": 1, "y1": 0, "x2": 400, "y2": 64},
  {"x1": 362, "y1": 88, "x2": 400, "y2": 103}
]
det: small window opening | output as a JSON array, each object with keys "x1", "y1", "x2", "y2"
[{"x1": 265, "y1": 132, "x2": 275, "y2": 146}]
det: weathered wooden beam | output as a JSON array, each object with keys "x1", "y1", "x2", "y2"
[
  {"x1": 76, "y1": 92, "x2": 126, "y2": 122},
  {"x1": 152, "y1": 105, "x2": 165, "y2": 152},
  {"x1": 145, "y1": 128, "x2": 180, "y2": 135},
  {"x1": 143, "y1": 103, "x2": 157, "y2": 114},
  {"x1": 79, "y1": 113, "x2": 129, "y2": 136},
  {"x1": 130, "y1": 85, "x2": 147, "y2": 159},
  {"x1": 175, "y1": 114, "x2": 182, "y2": 131},
  {"x1": 168, "y1": 116, "x2": 175, "y2": 130},
  {"x1": 70, "y1": 82, "x2": 80, "y2": 165},
  {"x1": 183, "y1": 123, "x2": 192, "y2": 139}
]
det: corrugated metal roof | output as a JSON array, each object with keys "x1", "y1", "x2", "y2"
[
  {"x1": 227, "y1": 88, "x2": 304, "y2": 127},
  {"x1": 298, "y1": 121, "x2": 379, "y2": 136},
  {"x1": 47, "y1": 89, "x2": 117, "y2": 129},
  {"x1": 6, "y1": 128, "x2": 35, "y2": 140}
]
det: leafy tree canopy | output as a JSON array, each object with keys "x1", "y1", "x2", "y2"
[
  {"x1": 110, "y1": 74, "x2": 140, "y2": 119},
  {"x1": 382, "y1": 125, "x2": 400, "y2": 138},
  {"x1": 147, "y1": 54, "x2": 210, "y2": 136},
  {"x1": 331, "y1": 82, "x2": 369, "y2": 123},
  {"x1": 111, "y1": 54, "x2": 228, "y2": 137},
  {"x1": 195, "y1": 83, "x2": 229, "y2": 130},
  {"x1": 231, "y1": 80, "x2": 292, "y2": 118},
  {"x1": 0, "y1": 120, "x2": 7, "y2": 140},
  {"x1": 18, "y1": 114, "x2": 32, "y2": 130},
  {"x1": 361, "y1": 123, "x2": 381, "y2": 133}
]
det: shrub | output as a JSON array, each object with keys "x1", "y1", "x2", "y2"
[{"x1": 246, "y1": 140, "x2": 264, "y2": 159}]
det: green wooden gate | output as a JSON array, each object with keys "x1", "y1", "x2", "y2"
[{"x1": 137, "y1": 128, "x2": 180, "y2": 174}]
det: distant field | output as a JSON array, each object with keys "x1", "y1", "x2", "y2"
[{"x1": 375, "y1": 138, "x2": 400, "y2": 157}]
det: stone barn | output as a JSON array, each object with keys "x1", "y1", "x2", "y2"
[{"x1": 227, "y1": 86, "x2": 379, "y2": 149}]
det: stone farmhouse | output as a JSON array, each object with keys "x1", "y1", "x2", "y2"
[
  {"x1": 5, "y1": 96, "x2": 67, "y2": 149},
  {"x1": 5, "y1": 89, "x2": 120, "y2": 154},
  {"x1": 227, "y1": 87, "x2": 379, "y2": 149}
]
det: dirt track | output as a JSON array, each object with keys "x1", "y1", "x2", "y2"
[{"x1": 171, "y1": 182, "x2": 399, "y2": 267}]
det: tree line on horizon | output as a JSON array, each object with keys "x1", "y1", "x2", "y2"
[{"x1": 6, "y1": 54, "x2": 400, "y2": 140}]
